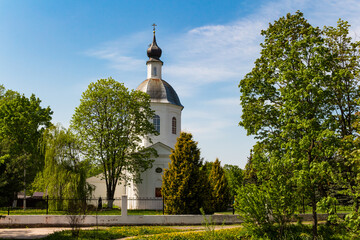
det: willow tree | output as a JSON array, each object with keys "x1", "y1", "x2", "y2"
[
  {"x1": 239, "y1": 11, "x2": 336, "y2": 238},
  {"x1": 71, "y1": 78, "x2": 157, "y2": 208},
  {"x1": 34, "y1": 125, "x2": 93, "y2": 210}
]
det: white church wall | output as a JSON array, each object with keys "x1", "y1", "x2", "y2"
[
  {"x1": 144, "y1": 103, "x2": 182, "y2": 149},
  {"x1": 126, "y1": 142, "x2": 172, "y2": 210},
  {"x1": 87, "y1": 175, "x2": 125, "y2": 207}
]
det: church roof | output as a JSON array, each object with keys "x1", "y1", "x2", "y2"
[
  {"x1": 136, "y1": 78, "x2": 183, "y2": 108},
  {"x1": 147, "y1": 34, "x2": 162, "y2": 61}
]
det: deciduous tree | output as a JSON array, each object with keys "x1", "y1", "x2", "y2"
[
  {"x1": 33, "y1": 125, "x2": 93, "y2": 210},
  {"x1": 0, "y1": 87, "x2": 52, "y2": 206},
  {"x1": 224, "y1": 164, "x2": 243, "y2": 199},
  {"x1": 71, "y1": 78, "x2": 157, "y2": 208},
  {"x1": 239, "y1": 11, "x2": 337, "y2": 237}
]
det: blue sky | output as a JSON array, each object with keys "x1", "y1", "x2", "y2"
[{"x1": 1, "y1": 0, "x2": 360, "y2": 168}]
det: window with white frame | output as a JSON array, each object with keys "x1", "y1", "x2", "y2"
[{"x1": 153, "y1": 115, "x2": 160, "y2": 133}]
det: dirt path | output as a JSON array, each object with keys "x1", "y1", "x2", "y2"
[{"x1": 0, "y1": 227, "x2": 94, "y2": 239}]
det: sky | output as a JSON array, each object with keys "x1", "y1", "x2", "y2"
[{"x1": 1, "y1": 0, "x2": 360, "y2": 168}]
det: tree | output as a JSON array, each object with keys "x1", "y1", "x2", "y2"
[
  {"x1": 239, "y1": 11, "x2": 339, "y2": 237},
  {"x1": 162, "y1": 132, "x2": 211, "y2": 214},
  {"x1": 224, "y1": 164, "x2": 243, "y2": 199},
  {"x1": 33, "y1": 125, "x2": 93, "y2": 210},
  {"x1": 71, "y1": 78, "x2": 157, "y2": 208},
  {"x1": 235, "y1": 142, "x2": 298, "y2": 238},
  {"x1": 0, "y1": 88, "x2": 52, "y2": 207},
  {"x1": 323, "y1": 20, "x2": 360, "y2": 212},
  {"x1": 208, "y1": 158, "x2": 230, "y2": 212}
]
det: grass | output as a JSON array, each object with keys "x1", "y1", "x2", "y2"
[
  {"x1": 42, "y1": 226, "x2": 195, "y2": 240},
  {"x1": 38, "y1": 223, "x2": 357, "y2": 240},
  {"x1": 132, "y1": 227, "x2": 245, "y2": 240}
]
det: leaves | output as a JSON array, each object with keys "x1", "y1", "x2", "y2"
[
  {"x1": 0, "y1": 86, "x2": 52, "y2": 205},
  {"x1": 71, "y1": 78, "x2": 157, "y2": 202},
  {"x1": 162, "y1": 132, "x2": 211, "y2": 214},
  {"x1": 238, "y1": 11, "x2": 360, "y2": 237}
]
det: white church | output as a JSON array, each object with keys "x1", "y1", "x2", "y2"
[{"x1": 87, "y1": 28, "x2": 183, "y2": 209}]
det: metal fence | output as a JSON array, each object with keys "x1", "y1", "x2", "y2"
[{"x1": 0, "y1": 197, "x2": 235, "y2": 215}]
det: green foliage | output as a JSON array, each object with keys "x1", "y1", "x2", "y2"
[
  {"x1": 0, "y1": 86, "x2": 52, "y2": 206},
  {"x1": 208, "y1": 158, "x2": 231, "y2": 212},
  {"x1": 71, "y1": 78, "x2": 158, "y2": 205},
  {"x1": 322, "y1": 19, "x2": 360, "y2": 213},
  {"x1": 223, "y1": 164, "x2": 243, "y2": 199},
  {"x1": 32, "y1": 125, "x2": 93, "y2": 211},
  {"x1": 162, "y1": 132, "x2": 211, "y2": 214},
  {"x1": 238, "y1": 11, "x2": 360, "y2": 238}
]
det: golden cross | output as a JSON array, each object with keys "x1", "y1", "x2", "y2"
[{"x1": 152, "y1": 23, "x2": 157, "y2": 33}]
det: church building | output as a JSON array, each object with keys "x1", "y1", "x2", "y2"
[{"x1": 87, "y1": 27, "x2": 183, "y2": 209}]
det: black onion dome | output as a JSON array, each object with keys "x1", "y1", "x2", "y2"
[
  {"x1": 147, "y1": 34, "x2": 162, "y2": 60},
  {"x1": 136, "y1": 79, "x2": 183, "y2": 108}
]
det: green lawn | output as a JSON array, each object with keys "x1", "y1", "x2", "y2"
[
  {"x1": 42, "y1": 226, "x2": 198, "y2": 240},
  {"x1": 36, "y1": 224, "x2": 353, "y2": 240}
]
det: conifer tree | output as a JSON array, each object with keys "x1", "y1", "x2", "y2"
[
  {"x1": 162, "y1": 132, "x2": 210, "y2": 214},
  {"x1": 208, "y1": 158, "x2": 230, "y2": 212}
]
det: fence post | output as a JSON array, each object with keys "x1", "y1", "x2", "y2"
[
  {"x1": 8, "y1": 207, "x2": 10, "y2": 215},
  {"x1": 162, "y1": 196, "x2": 165, "y2": 215},
  {"x1": 46, "y1": 195, "x2": 49, "y2": 215},
  {"x1": 121, "y1": 195, "x2": 127, "y2": 216}
]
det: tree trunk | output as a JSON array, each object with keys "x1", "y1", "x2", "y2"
[
  {"x1": 312, "y1": 193, "x2": 318, "y2": 239},
  {"x1": 106, "y1": 186, "x2": 115, "y2": 209},
  {"x1": 23, "y1": 168, "x2": 26, "y2": 211}
]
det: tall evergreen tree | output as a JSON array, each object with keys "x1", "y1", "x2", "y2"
[
  {"x1": 208, "y1": 158, "x2": 230, "y2": 212},
  {"x1": 162, "y1": 132, "x2": 211, "y2": 214}
]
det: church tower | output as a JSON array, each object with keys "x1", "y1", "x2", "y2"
[
  {"x1": 136, "y1": 26, "x2": 183, "y2": 149},
  {"x1": 88, "y1": 26, "x2": 184, "y2": 207},
  {"x1": 124, "y1": 26, "x2": 184, "y2": 205}
]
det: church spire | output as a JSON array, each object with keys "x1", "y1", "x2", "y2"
[{"x1": 147, "y1": 23, "x2": 162, "y2": 60}]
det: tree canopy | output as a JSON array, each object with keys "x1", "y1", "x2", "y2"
[
  {"x1": 162, "y1": 132, "x2": 211, "y2": 214},
  {"x1": 239, "y1": 11, "x2": 360, "y2": 238},
  {"x1": 0, "y1": 86, "x2": 52, "y2": 206},
  {"x1": 33, "y1": 124, "x2": 93, "y2": 210},
  {"x1": 71, "y1": 78, "x2": 157, "y2": 207},
  {"x1": 208, "y1": 158, "x2": 230, "y2": 212}
]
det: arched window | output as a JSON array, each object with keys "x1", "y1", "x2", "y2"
[
  {"x1": 172, "y1": 117, "x2": 176, "y2": 134},
  {"x1": 153, "y1": 67, "x2": 157, "y2": 77},
  {"x1": 153, "y1": 115, "x2": 160, "y2": 133}
]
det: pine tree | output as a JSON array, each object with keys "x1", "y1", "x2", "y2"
[
  {"x1": 208, "y1": 158, "x2": 230, "y2": 212},
  {"x1": 162, "y1": 132, "x2": 210, "y2": 214}
]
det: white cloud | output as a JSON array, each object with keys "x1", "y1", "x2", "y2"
[{"x1": 84, "y1": 31, "x2": 148, "y2": 72}]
